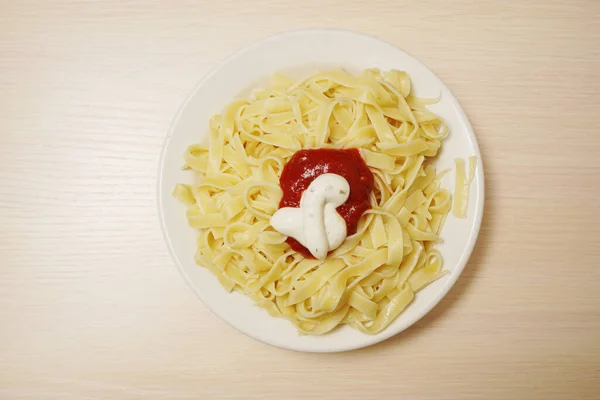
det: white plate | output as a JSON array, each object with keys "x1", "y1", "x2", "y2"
[{"x1": 157, "y1": 29, "x2": 484, "y2": 352}]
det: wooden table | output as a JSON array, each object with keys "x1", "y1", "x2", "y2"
[{"x1": 1, "y1": 1, "x2": 599, "y2": 398}]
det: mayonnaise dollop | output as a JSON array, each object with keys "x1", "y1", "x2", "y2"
[{"x1": 270, "y1": 173, "x2": 350, "y2": 260}]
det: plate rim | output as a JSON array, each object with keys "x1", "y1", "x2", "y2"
[{"x1": 157, "y1": 28, "x2": 485, "y2": 352}]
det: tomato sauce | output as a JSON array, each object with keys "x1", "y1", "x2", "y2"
[{"x1": 278, "y1": 148, "x2": 374, "y2": 257}]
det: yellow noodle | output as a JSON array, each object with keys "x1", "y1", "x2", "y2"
[{"x1": 452, "y1": 156, "x2": 477, "y2": 218}]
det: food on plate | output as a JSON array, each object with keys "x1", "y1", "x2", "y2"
[
  {"x1": 271, "y1": 148, "x2": 373, "y2": 259},
  {"x1": 174, "y1": 68, "x2": 455, "y2": 334},
  {"x1": 452, "y1": 156, "x2": 477, "y2": 218}
]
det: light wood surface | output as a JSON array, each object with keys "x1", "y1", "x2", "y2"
[{"x1": 1, "y1": 1, "x2": 599, "y2": 399}]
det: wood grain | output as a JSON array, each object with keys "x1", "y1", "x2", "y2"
[{"x1": 1, "y1": 1, "x2": 599, "y2": 398}]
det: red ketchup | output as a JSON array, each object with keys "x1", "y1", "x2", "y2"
[{"x1": 278, "y1": 148, "x2": 374, "y2": 258}]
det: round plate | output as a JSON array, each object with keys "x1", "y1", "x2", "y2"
[{"x1": 157, "y1": 29, "x2": 484, "y2": 352}]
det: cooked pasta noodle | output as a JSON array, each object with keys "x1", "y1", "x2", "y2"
[
  {"x1": 174, "y1": 68, "x2": 455, "y2": 334},
  {"x1": 452, "y1": 156, "x2": 477, "y2": 218}
]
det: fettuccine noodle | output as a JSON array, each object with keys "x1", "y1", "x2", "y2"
[
  {"x1": 452, "y1": 156, "x2": 477, "y2": 218},
  {"x1": 174, "y1": 68, "x2": 455, "y2": 335}
]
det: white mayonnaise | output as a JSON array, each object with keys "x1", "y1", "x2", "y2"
[{"x1": 270, "y1": 173, "x2": 350, "y2": 260}]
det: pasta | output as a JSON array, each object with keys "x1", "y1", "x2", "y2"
[
  {"x1": 452, "y1": 156, "x2": 477, "y2": 218},
  {"x1": 174, "y1": 68, "x2": 455, "y2": 335}
]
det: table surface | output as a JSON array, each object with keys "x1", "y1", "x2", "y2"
[{"x1": 1, "y1": 1, "x2": 599, "y2": 399}]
